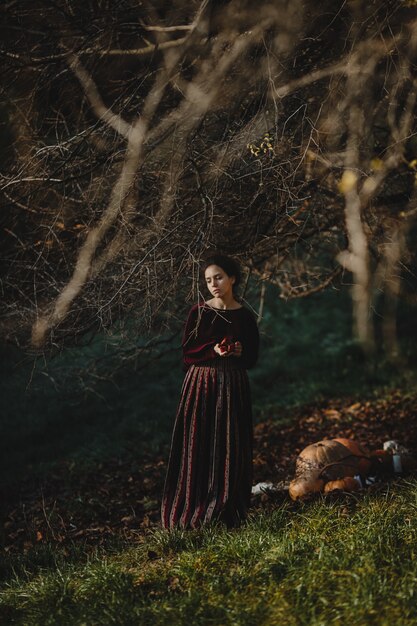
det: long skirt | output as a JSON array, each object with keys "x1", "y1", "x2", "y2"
[{"x1": 161, "y1": 359, "x2": 253, "y2": 530}]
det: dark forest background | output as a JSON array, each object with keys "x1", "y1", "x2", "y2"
[
  {"x1": 1, "y1": 281, "x2": 416, "y2": 493},
  {"x1": 1, "y1": 0, "x2": 417, "y2": 493}
]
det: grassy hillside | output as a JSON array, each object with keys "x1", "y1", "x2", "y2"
[{"x1": 1, "y1": 480, "x2": 417, "y2": 625}]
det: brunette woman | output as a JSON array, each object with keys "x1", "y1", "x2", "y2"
[{"x1": 161, "y1": 254, "x2": 260, "y2": 529}]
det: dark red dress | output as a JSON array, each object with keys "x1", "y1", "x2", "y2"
[{"x1": 161, "y1": 301, "x2": 260, "y2": 529}]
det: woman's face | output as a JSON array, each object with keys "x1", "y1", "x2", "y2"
[{"x1": 204, "y1": 264, "x2": 235, "y2": 300}]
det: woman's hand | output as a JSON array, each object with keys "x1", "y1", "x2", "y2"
[
  {"x1": 214, "y1": 343, "x2": 229, "y2": 357},
  {"x1": 214, "y1": 340, "x2": 243, "y2": 357}
]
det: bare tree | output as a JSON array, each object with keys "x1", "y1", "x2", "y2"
[{"x1": 1, "y1": 0, "x2": 416, "y2": 357}]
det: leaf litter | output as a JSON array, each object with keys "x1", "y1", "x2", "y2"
[{"x1": 1, "y1": 389, "x2": 416, "y2": 554}]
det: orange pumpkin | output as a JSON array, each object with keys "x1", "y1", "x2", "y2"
[
  {"x1": 370, "y1": 449, "x2": 417, "y2": 474},
  {"x1": 370, "y1": 449, "x2": 392, "y2": 469},
  {"x1": 371, "y1": 449, "x2": 390, "y2": 458},
  {"x1": 296, "y1": 439, "x2": 359, "y2": 480},
  {"x1": 324, "y1": 476, "x2": 361, "y2": 494},
  {"x1": 289, "y1": 472, "x2": 325, "y2": 501},
  {"x1": 295, "y1": 440, "x2": 352, "y2": 476},
  {"x1": 333, "y1": 438, "x2": 371, "y2": 474},
  {"x1": 319, "y1": 460, "x2": 361, "y2": 481}
]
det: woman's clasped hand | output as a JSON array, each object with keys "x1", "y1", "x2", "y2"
[{"x1": 214, "y1": 337, "x2": 243, "y2": 357}]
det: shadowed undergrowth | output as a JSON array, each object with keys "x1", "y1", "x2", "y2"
[{"x1": 1, "y1": 286, "x2": 416, "y2": 493}]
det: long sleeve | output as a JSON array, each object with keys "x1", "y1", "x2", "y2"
[
  {"x1": 182, "y1": 305, "x2": 217, "y2": 370},
  {"x1": 181, "y1": 303, "x2": 260, "y2": 372}
]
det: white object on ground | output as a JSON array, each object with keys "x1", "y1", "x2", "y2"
[
  {"x1": 392, "y1": 454, "x2": 403, "y2": 473},
  {"x1": 251, "y1": 482, "x2": 275, "y2": 495},
  {"x1": 383, "y1": 440, "x2": 408, "y2": 473}
]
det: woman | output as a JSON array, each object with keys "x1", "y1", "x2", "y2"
[{"x1": 161, "y1": 254, "x2": 260, "y2": 529}]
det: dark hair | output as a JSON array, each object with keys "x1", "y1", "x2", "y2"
[{"x1": 200, "y1": 253, "x2": 241, "y2": 290}]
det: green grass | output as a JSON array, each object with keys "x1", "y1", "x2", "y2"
[{"x1": 1, "y1": 479, "x2": 417, "y2": 625}]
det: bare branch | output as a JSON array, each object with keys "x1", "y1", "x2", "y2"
[
  {"x1": 31, "y1": 70, "x2": 169, "y2": 347},
  {"x1": 66, "y1": 53, "x2": 132, "y2": 139}
]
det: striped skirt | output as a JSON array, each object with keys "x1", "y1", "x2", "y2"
[{"x1": 161, "y1": 359, "x2": 253, "y2": 530}]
